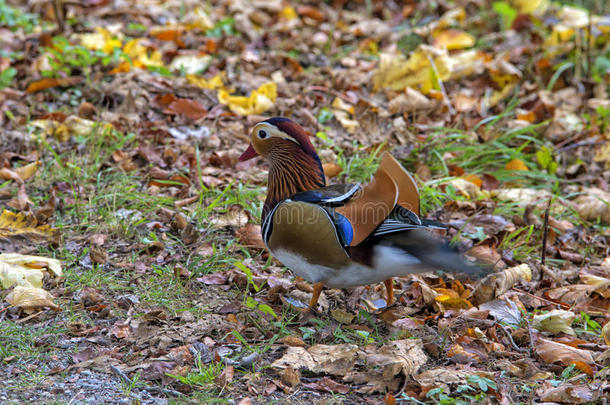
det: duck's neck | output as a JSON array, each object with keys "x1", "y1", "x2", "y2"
[{"x1": 263, "y1": 147, "x2": 325, "y2": 222}]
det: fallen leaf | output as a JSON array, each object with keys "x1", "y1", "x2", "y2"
[
  {"x1": 236, "y1": 224, "x2": 265, "y2": 249},
  {"x1": 5, "y1": 285, "x2": 61, "y2": 312},
  {"x1": 0, "y1": 253, "x2": 62, "y2": 289},
  {"x1": 446, "y1": 178, "x2": 484, "y2": 199},
  {"x1": 536, "y1": 382, "x2": 598, "y2": 404},
  {"x1": 322, "y1": 163, "x2": 342, "y2": 178},
  {"x1": 602, "y1": 322, "x2": 610, "y2": 345},
  {"x1": 215, "y1": 365, "x2": 234, "y2": 388},
  {"x1": 479, "y1": 298, "x2": 522, "y2": 325},
  {"x1": 505, "y1": 158, "x2": 529, "y2": 171},
  {"x1": 472, "y1": 263, "x2": 532, "y2": 305},
  {"x1": 218, "y1": 82, "x2": 277, "y2": 115},
  {"x1": 532, "y1": 309, "x2": 576, "y2": 336},
  {"x1": 26, "y1": 77, "x2": 82, "y2": 93},
  {"x1": 432, "y1": 29, "x2": 475, "y2": 50},
  {"x1": 573, "y1": 188, "x2": 610, "y2": 225},
  {"x1": 534, "y1": 335, "x2": 595, "y2": 375},
  {"x1": 281, "y1": 366, "x2": 300, "y2": 388}
]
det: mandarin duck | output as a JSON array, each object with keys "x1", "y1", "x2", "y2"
[{"x1": 239, "y1": 117, "x2": 489, "y2": 310}]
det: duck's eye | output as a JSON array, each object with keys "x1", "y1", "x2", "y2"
[{"x1": 257, "y1": 130, "x2": 268, "y2": 139}]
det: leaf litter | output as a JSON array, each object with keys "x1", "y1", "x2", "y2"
[{"x1": 0, "y1": 0, "x2": 609, "y2": 403}]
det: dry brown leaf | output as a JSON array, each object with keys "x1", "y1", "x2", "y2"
[
  {"x1": 272, "y1": 340, "x2": 427, "y2": 393},
  {"x1": 0, "y1": 168, "x2": 22, "y2": 183},
  {"x1": 5, "y1": 285, "x2": 61, "y2": 312},
  {"x1": 215, "y1": 365, "x2": 234, "y2": 388},
  {"x1": 210, "y1": 207, "x2": 249, "y2": 228},
  {"x1": 280, "y1": 366, "x2": 300, "y2": 388},
  {"x1": 236, "y1": 224, "x2": 265, "y2": 248},
  {"x1": 279, "y1": 336, "x2": 306, "y2": 347},
  {"x1": 492, "y1": 188, "x2": 552, "y2": 206},
  {"x1": 388, "y1": 88, "x2": 433, "y2": 113},
  {"x1": 472, "y1": 264, "x2": 532, "y2": 305},
  {"x1": 534, "y1": 336, "x2": 595, "y2": 374},
  {"x1": 302, "y1": 376, "x2": 350, "y2": 394},
  {"x1": 536, "y1": 382, "x2": 598, "y2": 404},
  {"x1": 465, "y1": 244, "x2": 503, "y2": 268},
  {"x1": 479, "y1": 298, "x2": 522, "y2": 325}
]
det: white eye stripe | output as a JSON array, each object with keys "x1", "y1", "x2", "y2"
[{"x1": 253, "y1": 123, "x2": 299, "y2": 144}]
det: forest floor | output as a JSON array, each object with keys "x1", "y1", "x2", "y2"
[{"x1": 1, "y1": 0, "x2": 609, "y2": 404}]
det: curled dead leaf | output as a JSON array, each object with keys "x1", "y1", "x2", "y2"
[
  {"x1": 472, "y1": 263, "x2": 532, "y2": 305},
  {"x1": 5, "y1": 285, "x2": 61, "y2": 312}
]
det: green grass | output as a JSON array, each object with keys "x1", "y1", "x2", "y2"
[{"x1": 0, "y1": 320, "x2": 66, "y2": 371}]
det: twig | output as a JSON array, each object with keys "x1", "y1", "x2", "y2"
[
  {"x1": 496, "y1": 322, "x2": 527, "y2": 353},
  {"x1": 110, "y1": 364, "x2": 132, "y2": 385},
  {"x1": 525, "y1": 318, "x2": 536, "y2": 354},
  {"x1": 541, "y1": 198, "x2": 552, "y2": 266},
  {"x1": 15, "y1": 310, "x2": 45, "y2": 324},
  {"x1": 110, "y1": 365, "x2": 182, "y2": 397},
  {"x1": 66, "y1": 390, "x2": 83, "y2": 405}
]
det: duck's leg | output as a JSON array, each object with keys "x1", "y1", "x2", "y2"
[
  {"x1": 308, "y1": 282, "x2": 324, "y2": 310},
  {"x1": 384, "y1": 278, "x2": 395, "y2": 306}
]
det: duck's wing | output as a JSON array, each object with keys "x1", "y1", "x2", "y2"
[
  {"x1": 333, "y1": 152, "x2": 420, "y2": 246},
  {"x1": 290, "y1": 183, "x2": 360, "y2": 205}
]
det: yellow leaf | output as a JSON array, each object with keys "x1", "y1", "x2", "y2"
[
  {"x1": 532, "y1": 309, "x2": 575, "y2": 336},
  {"x1": 373, "y1": 46, "x2": 451, "y2": 94},
  {"x1": 218, "y1": 82, "x2": 277, "y2": 115},
  {"x1": 0, "y1": 252, "x2": 62, "y2": 289},
  {"x1": 123, "y1": 39, "x2": 163, "y2": 68},
  {"x1": 0, "y1": 210, "x2": 60, "y2": 249},
  {"x1": 593, "y1": 141, "x2": 610, "y2": 169},
  {"x1": 15, "y1": 161, "x2": 41, "y2": 182},
  {"x1": 463, "y1": 173, "x2": 483, "y2": 187},
  {"x1": 432, "y1": 29, "x2": 475, "y2": 50},
  {"x1": 510, "y1": 0, "x2": 548, "y2": 14},
  {"x1": 183, "y1": 7, "x2": 215, "y2": 32},
  {"x1": 30, "y1": 115, "x2": 109, "y2": 141},
  {"x1": 280, "y1": 6, "x2": 298, "y2": 20},
  {"x1": 5, "y1": 285, "x2": 61, "y2": 312},
  {"x1": 186, "y1": 73, "x2": 225, "y2": 90},
  {"x1": 331, "y1": 97, "x2": 354, "y2": 114},
  {"x1": 505, "y1": 158, "x2": 529, "y2": 171},
  {"x1": 78, "y1": 27, "x2": 122, "y2": 53},
  {"x1": 333, "y1": 110, "x2": 359, "y2": 134}
]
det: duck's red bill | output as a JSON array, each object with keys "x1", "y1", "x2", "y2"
[{"x1": 238, "y1": 144, "x2": 258, "y2": 161}]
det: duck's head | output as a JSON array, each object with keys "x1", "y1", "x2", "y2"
[{"x1": 239, "y1": 117, "x2": 326, "y2": 218}]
